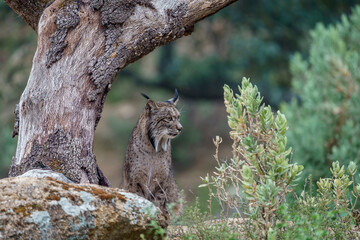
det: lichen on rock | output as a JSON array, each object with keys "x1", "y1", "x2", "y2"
[{"x1": 0, "y1": 177, "x2": 166, "y2": 239}]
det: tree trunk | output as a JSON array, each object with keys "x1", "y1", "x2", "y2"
[{"x1": 5, "y1": 0, "x2": 237, "y2": 186}]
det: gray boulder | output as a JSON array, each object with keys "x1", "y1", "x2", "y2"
[{"x1": 0, "y1": 176, "x2": 166, "y2": 239}]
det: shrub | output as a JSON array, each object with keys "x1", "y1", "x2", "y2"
[
  {"x1": 275, "y1": 161, "x2": 359, "y2": 239},
  {"x1": 199, "y1": 78, "x2": 359, "y2": 239},
  {"x1": 200, "y1": 77, "x2": 303, "y2": 239},
  {"x1": 173, "y1": 198, "x2": 242, "y2": 240}
]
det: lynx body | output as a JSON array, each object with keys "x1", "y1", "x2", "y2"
[{"x1": 121, "y1": 91, "x2": 183, "y2": 220}]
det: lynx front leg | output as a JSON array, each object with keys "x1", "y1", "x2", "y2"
[{"x1": 165, "y1": 176, "x2": 183, "y2": 216}]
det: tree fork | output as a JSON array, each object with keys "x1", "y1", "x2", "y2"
[{"x1": 6, "y1": 0, "x2": 237, "y2": 186}]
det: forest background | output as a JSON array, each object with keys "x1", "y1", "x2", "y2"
[{"x1": 0, "y1": 0, "x2": 358, "y2": 210}]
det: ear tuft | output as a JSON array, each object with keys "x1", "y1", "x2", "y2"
[{"x1": 141, "y1": 92, "x2": 150, "y2": 100}]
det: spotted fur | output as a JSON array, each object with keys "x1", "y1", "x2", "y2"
[{"x1": 121, "y1": 92, "x2": 183, "y2": 222}]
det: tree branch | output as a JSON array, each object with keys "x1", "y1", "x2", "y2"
[
  {"x1": 4, "y1": 0, "x2": 237, "y2": 33},
  {"x1": 3, "y1": 0, "x2": 52, "y2": 32},
  {"x1": 184, "y1": 0, "x2": 238, "y2": 26}
]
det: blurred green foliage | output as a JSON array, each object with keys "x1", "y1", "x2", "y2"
[
  {"x1": 124, "y1": 0, "x2": 358, "y2": 106},
  {"x1": 0, "y1": 126, "x2": 14, "y2": 176},
  {"x1": 282, "y1": 6, "x2": 360, "y2": 182}
]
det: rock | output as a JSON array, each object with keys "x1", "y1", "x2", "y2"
[
  {"x1": 0, "y1": 177, "x2": 166, "y2": 239},
  {"x1": 18, "y1": 169, "x2": 75, "y2": 183}
]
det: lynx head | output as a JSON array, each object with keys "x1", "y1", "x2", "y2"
[{"x1": 143, "y1": 89, "x2": 182, "y2": 152}]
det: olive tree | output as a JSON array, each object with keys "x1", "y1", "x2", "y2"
[{"x1": 4, "y1": 0, "x2": 237, "y2": 186}]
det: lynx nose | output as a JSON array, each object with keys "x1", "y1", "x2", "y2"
[{"x1": 176, "y1": 123, "x2": 183, "y2": 132}]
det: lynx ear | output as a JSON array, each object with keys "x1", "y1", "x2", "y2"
[
  {"x1": 146, "y1": 99, "x2": 158, "y2": 110},
  {"x1": 142, "y1": 92, "x2": 158, "y2": 111},
  {"x1": 167, "y1": 89, "x2": 179, "y2": 105}
]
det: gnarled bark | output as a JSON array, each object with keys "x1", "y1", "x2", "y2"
[{"x1": 6, "y1": 0, "x2": 237, "y2": 185}]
